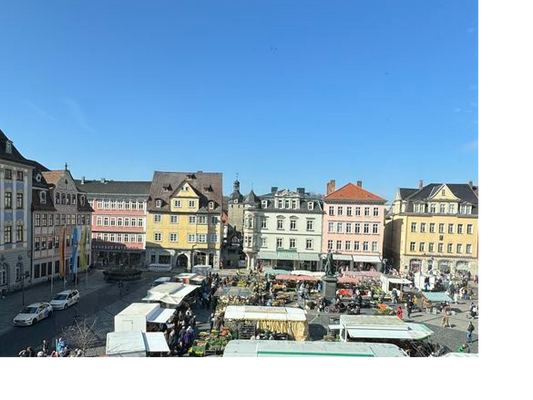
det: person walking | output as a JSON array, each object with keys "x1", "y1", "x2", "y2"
[
  {"x1": 467, "y1": 321, "x2": 475, "y2": 343},
  {"x1": 441, "y1": 305, "x2": 451, "y2": 328},
  {"x1": 396, "y1": 306, "x2": 403, "y2": 319}
]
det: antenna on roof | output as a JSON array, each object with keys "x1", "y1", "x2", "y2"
[{"x1": 65, "y1": 163, "x2": 69, "y2": 171}]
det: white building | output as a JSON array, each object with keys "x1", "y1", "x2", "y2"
[{"x1": 243, "y1": 187, "x2": 323, "y2": 271}]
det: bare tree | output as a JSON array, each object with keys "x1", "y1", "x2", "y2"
[{"x1": 61, "y1": 317, "x2": 99, "y2": 355}]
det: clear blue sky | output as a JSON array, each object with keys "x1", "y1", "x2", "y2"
[{"x1": 0, "y1": 0, "x2": 477, "y2": 202}]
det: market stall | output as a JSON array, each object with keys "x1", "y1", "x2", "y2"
[
  {"x1": 173, "y1": 273, "x2": 207, "y2": 285},
  {"x1": 421, "y1": 291, "x2": 453, "y2": 314},
  {"x1": 105, "y1": 332, "x2": 170, "y2": 357},
  {"x1": 380, "y1": 275, "x2": 412, "y2": 294},
  {"x1": 223, "y1": 305, "x2": 310, "y2": 341},
  {"x1": 114, "y1": 303, "x2": 176, "y2": 332},
  {"x1": 142, "y1": 282, "x2": 200, "y2": 309}
]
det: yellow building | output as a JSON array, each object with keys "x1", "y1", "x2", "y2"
[
  {"x1": 146, "y1": 171, "x2": 223, "y2": 269},
  {"x1": 384, "y1": 182, "x2": 478, "y2": 275}
]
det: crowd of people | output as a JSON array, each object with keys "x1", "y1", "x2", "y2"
[{"x1": 18, "y1": 338, "x2": 84, "y2": 357}]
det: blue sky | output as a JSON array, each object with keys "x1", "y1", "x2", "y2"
[{"x1": 0, "y1": 0, "x2": 477, "y2": 201}]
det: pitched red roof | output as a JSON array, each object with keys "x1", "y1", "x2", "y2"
[{"x1": 324, "y1": 183, "x2": 386, "y2": 202}]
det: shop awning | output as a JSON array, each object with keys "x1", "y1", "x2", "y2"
[
  {"x1": 332, "y1": 254, "x2": 353, "y2": 261},
  {"x1": 422, "y1": 292, "x2": 453, "y2": 302},
  {"x1": 147, "y1": 308, "x2": 176, "y2": 324},
  {"x1": 258, "y1": 251, "x2": 298, "y2": 261},
  {"x1": 298, "y1": 253, "x2": 320, "y2": 261},
  {"x1": 224, "y1": 306, "x2": 307, "y2": 322},
  {"x1": 106, "y1": 332, "x2": 170, "y2": 356},
  {"x1": 352, "y1": 255, "x2": 382, "y2": 264}
]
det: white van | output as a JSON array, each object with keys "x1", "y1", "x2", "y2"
[{"x1": 148, "y1": 264, "x2": 172, "y2": 272}]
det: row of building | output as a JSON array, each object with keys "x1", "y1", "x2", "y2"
[{"x1": 0, "y1": 128, "x2": 478, "y2": 293}]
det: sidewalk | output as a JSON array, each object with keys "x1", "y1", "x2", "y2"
[{"x1": 0, "y1": 270, "x2": 110, "y2": 336}]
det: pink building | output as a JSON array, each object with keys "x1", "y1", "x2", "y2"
[
  {"x1": 76, "y1": 178, "x2": 151, "y2": 267},
  {"x1": 322, "y1": 180, "x2": 387, "y2": 271}
]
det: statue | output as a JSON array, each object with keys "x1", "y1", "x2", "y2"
[{"x1": 324, "y1": 251, "x2": 336, "y2": 277}]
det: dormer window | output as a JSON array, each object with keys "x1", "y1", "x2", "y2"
[
  {"x1": 156, "y1": 199, "x2": 162, "y2": 208},
  {"x1": 72, "y1": 195, "x2": 77, "y2": 205},
  {"x1": 80, "y1": 196, "x2": 86, "y2": 206},
  {"x1": 39, "y1": 191, "x2": 47, "y2": 204},
  {"x1": 5, "y1": 140, "x2": 12, "y2": 154},
  {"x1": 308, "y1": 202, "x2": 314, "y2": 210},
  {"x1": 209, "y1": 201, "x2": 214, "y2": 210},
  {"x1": 36, "y1": 174, "x2": 42, "y2": 183},
  {"x1": 262, "y1": 200, "x2": 268, "y2": 209}
]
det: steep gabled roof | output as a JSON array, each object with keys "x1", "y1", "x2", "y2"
[
  {"x1": 324, "y1": 183, "x2": 386, "y2": 203},
  {"x1": 0, "y1": 128, "x2": 35, "y2": 167},
  {"x1": 244, "y1": 190, "x2": 261, "y2": 205},
  {"x1": 41, "y1": 170, "x2": 65, "y2": 186},
  {"x1": 148, "y1": 171, "x2": 223, "y2": 212},
  {"x1": 406, "y1": 183, "x2": 478, "y2": 204}
]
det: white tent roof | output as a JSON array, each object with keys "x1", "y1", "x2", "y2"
[
  {"x1": 146, "y1": 308, "x2": 176, "y2": 324},
  {"x1": 143, "y1": 283, "x2": 200, "y2": 306},
  {"x1": 116, "y1": 303, "x2": 160, "y2": 318},
  {"x1": 106, "y1": 332, "x2": 170, "y2": 356},
  {"x1": 339, "y1": 315, "x2": 433, "y2": 341},
  {"x1": 224, "y1": 306, "x2": 307, "y2": 322}
]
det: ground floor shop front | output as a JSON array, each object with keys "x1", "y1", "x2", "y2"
[
  {"x1": 146, "y1": 247, "x2": 220, "y2": 269},
  {"x1": 246, "y1": 250, "x2": 322, "y2": 271},
  {"x1": 401, "y1": 255, "x2": 478, "y2": 276}
]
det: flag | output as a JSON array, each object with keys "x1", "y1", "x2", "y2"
[
  {"x1": 71, "y1": 227, "x2": 79, "y2": 274},
  {"x1": 59, "y1": 227, "x2": 66, "y2": 278},
  {"x1": 79, "y1": 227, "x2": 87, "y2": 271}
]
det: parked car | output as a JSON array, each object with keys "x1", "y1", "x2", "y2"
[
  {"x1": 50, "y1": 289, "x2": 80, "y2": 310},
  {"x1": 13, "y1": 302, "x2": 53, "y2": 326}
]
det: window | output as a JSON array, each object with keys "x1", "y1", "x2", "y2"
[
  {"x1": 154, "y1": 233, "x2": 162, "y2": 242},
  {"x1": 4, "y1": 192, "x2": 12, "y2": 209},
  {"x1": 363, "y1": 241, "x2": 369, "y2": 251},
  {"x1": 154, "y1": 214, "x2": 162, "y2": 223},
  {"x1": 354, "y1": 241, "x2": 360, "y2": 251},
  {"x1": 43, "y1": 214, "x2": 48, "y2": 226},
  {"x1": 96, "y1": 217, "x2": 102, "y2": 226},
  {"x1": 170, "y1": 215, "x2": 178, "y2": 224},
  {"x1": 110, "y1": 217, "x2": 117, "y2": 226},
  {"x1": 5, "y1": 169, "x2": 12, "y2": 180},
  {"x1": 363, "y1": 223, "x2": 369, "y2": 234},
  {"x1": 170, "y1": 233, "x2": 178, "y2": 242},
  {"x1": 345, "y1": 241, "x2": 351, "y2": 251},
  {"x1": 457, "y1": 244, "x2": 463, "y2": 253},
  {"x1": 439, "y1": 223, "x2": 445, "y2": 234},
  {"x1": 420, "y1": 223, "x2": 426, "y2": 233},
  {"x1": 458, "y1": 224, "x2": 463, "y2": 234},
  {"x1": 261, "y1": 218, "x2": 267, "y2": 229},
  {"x1": 285, "y1": 200, "x2": 290, "y2": 209},
  {"x1": 410, "y1": 242, "x2": 416, "y2": 252},
  {"x1": 307, "y1": 202, "x2": 314, "y2": 210},
  {"x1": 277, "y1": 219, "x2": 284, "y2": 230},
  {"x1": 210, "y1": 234, "x2": 218, "y2": 243},
  {"x1": 4, "y1": 226, "x2": 13, "y2": 244},
  {"x1": 138, "y1": 218, "x2": 144, "y2": 227},
  {"x1": 347, "y1": 207, "x2": 353, "y2": 216},
  {"x1": 467, "y1": 224, "x2": 473, "y2": 234},
  {"x1": 337, "y1": 207, "x2": 343, "y2": 216},
  {"x1": 327, "y1": 240, "x2": 333, "y2": 250},
  {"x1": 411, "y1": 222, "x2": 417, "y2": 232},
  {"x1": 449, "y1": 204, "x2": 456, "y2": 214},
  {"x1": 188, "y1": 200, "x2": 195, "y2": 208},
  {"x1": 328, "y1": 222, "x2": 334, "y2": 233},
  {"x1": 289, "y1": 238, "x2": 296, "y2": 249},
  {"x1": 438, "y1": 243, "x2": 444, "y2": 253},
  {"x1": 261, "y1": 238, "x2": 267, "y2": 247},
  {"x1": 336, "y1": 241, "x2": 342, "y2": 251},
  {"x1": 447, "y1": 243, "x2": 453, "y2": 253},
  {"x1": 429, "y1": 223, "x2": 435, "y2": 233},
  {"x1": 35, "y1": 214, "x2": 41, "y2": 227},
  {"x1": 429, "y1": 243, "x2": 435, "y2": 253},
  {"x1": 466, "y1": 244, "x2": 473, "y2": 254},
  {"x1": 16, "y1": 225, "x2": 23, "y2": 242},
  {"x1": 291, "y1": 200, "x2": 297, "y2": 209},
  {"x1": 137, "y1": 235, "x2": 143, "y2": 243},
  {"x1": 16, "y1": 193, "x2": 23, "y2": 209},
  {"x1": 277, "y1": 238, "x2": 283, "y2": 248},
  {"x1": 364, "y1": 207, "x2": 370, "y2": 216},
  {"x1": 329, "y1": 206, "x2": 334, "y2": 216},
  {"x1": 306, "y1": 220, "x2": 314, "y2": 231},
  {"x1": 448, "y1": 224, "x2": 454, "y2": 234},
  {"x1": 372, "y1": 224, "x2": 379, "y2": 234},
  {"x1": 209, "y1": 202, "x2": 215, "y2": 210},
  {"x1": 346, "y1": 223, "x2": 352, "y2": 234},
  {"x1": 355, "y1": 207, "x2": 361, "y2": 216},
  {"x1": 189, "y1": 216, "x2": 196, "y2": 224},
  {"x1": 290, "y1": 219, "x2": 297, "y2": 230},
  {"x1": 16, "y1": 170, "x2": 24, "y2": 181},
  {"x1": 373, "y1": 207, "x2": 379, "y2": 217},
  {"x1": 439, "y1": 203, "x2": 446, "y2": 213},
  {"x1": 110, "y1": 234, "x2": 116, "y2": 242},
  {"x1": 419, "y1": 242, "x2": 425, "y2": 252},
  {"x1": 188, "y1": 234, "x2": 196, "y2": 243},
  {"x1": 355, "y1": 223, "x2": 361, "y2": 234},
  {"x1": 117, "y1": 218, "x2": 123, "y2": 227},
  {"x1": 35, "y1": 237, "x2": 40, "y2": 251},
  {"x1": 307, "y1": 239, "x2": 313, "y2": 250},
  {"x1": 198, "y1": 216, "x2": 207, "y2": 224},
  {"x1": 372, "y1": 242, "x2": 378, "y2": 252},
  {"x1": 337, "y1": 222, "x2": 343, "y2": 233},
  {"x1": 211, "y1": 216, "x2": 219, "y2": 225}
]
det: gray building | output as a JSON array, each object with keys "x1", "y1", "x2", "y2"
[{"x1": 0, "y1": 129, "x2": 33, "y2": 294}]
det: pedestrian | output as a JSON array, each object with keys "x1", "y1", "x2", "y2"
[
  {"x1": 396, "y1": 306, "x2": 403, "y2": 319},
  {"x1": 441, "y1": 305, "x2": 451, "y2": 328},
  {"x1": 406, "y1": 301, "x2": 413, "y2": 319},
  {"x1": 454, "y1": 291, "x2": 459, "y2": 305},
  {"x1": 458, "y1": 343, "x2": 470, "y2": 353},
  {"x1": 467, "y1": 321, "x2": 475, "y2": 343},
  {"x1": 469, "y1": 303, "x2": 477, "y2": 319},
  {"x1": 209, "y1": 313, "x2": 215, "y2": 331}
]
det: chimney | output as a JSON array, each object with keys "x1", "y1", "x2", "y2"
[
  {"x1": 81, "y1": 176, "x2": 85, "y2": 185},
  {"x1": 356, "y1": 180, "x2": 363, "y2": 188},
  {"x1": 419, "y1": 180, "x2": 424, "y2": 189},
  {"x1": 326, "y1": 180, "x2": 336, "y2": 195},
  {"x1": 271, "y1": 186, "x2": 278, "y2": 193},
  {"x1": 297, "y1": 187, "x2": 305, "y2": 195}
]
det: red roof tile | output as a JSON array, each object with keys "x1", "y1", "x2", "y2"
[{"x1": 324, "y1": 183, "x2": 386, "y2": 202}]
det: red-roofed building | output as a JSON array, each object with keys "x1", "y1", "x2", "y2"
[{"x1": 322, "y1": 180, "x2": 387, "y2": 271}]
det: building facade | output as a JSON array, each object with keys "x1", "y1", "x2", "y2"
[
  {"x1": 243, "y1": 187, "x2": 324, "y2": 271},
  {"x1": 227, "y1": 176, "x2": 245, "y2": 233},
  {"x1": 32, "y1": 168, "x2": 93, "y2": 284},
  {"x1": 77, "y1": 178, "x2": 151, "y2": 267},
  {"x1": 145, "y1": 171, "x2": 223, "y2": 269},
  {"x1": 322, "y1": 180, "x2": 387, "y2": 271},
  {"x1": 384, "y1": 181, "x2": 479, "y2": 275},
  {"x1": 0, "y1": 130, "x2": 33, "y2": 294}
]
